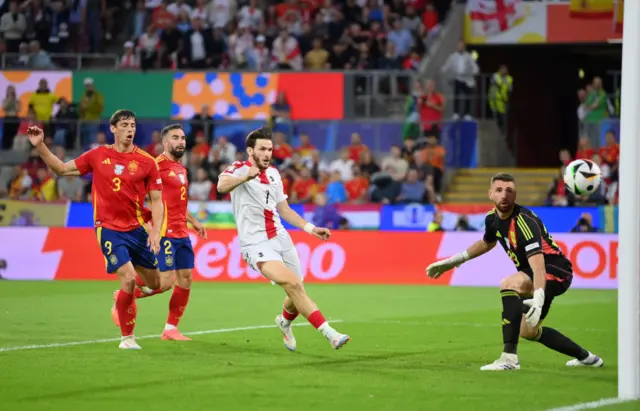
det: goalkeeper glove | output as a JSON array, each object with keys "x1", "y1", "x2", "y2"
[
  {"x1": 426, "y1": 250, "x2": 469, "y2": 279},
  {"x1": 523, "y1": 288, "x2": 545, "y2": 327}
]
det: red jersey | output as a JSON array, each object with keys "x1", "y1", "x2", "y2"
[
  {"x1": 575, "y1": 148, "x2": 595, "y2": 160},
  {"x1": 273, "y1": 143, "x2": 293, "y2": 161},
  {"x1": 599, "y1": 144, "x2": 620, "y2": 165},
  {"x1": 75, "y1": 145, "x2": 162, "y2": 231},
  {"x1": 156, "y1": 154, "x2": 189, "y2": 238}
]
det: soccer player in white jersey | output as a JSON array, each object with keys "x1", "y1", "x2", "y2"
[{"x1": 217, "y1": 127, "x2": 350, "y2": 351}]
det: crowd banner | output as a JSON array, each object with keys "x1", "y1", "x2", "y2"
[
  {"x1": 0, "y1": 228, "x2": 617, "y2": 288},
  {"x1": 0, "y1": 200, "x2": 68, "y2": 227},
  {"x1": 465, "y1": 0, "x2": 624, "y2": 44}
]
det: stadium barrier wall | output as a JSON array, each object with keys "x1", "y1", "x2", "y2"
[
  {"x1": 0, "y1": 200, "x2": 620, "y2": 233},
  {"x1": 0, "y1": 228, "x2": 617, "y2": 289}
]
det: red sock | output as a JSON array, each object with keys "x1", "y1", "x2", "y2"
[
  {"x1": 135, "y1": 274, "x2": 146, "y2": 287},
  {"x1": 282, "y1": 307, "x2": 299, "y2": 322},
  {"x1": 307, "y1": 310, "x2": 327, "y2": 329},
  {"x1": 167, "y1": 286, "x2": 190, "y2": 327},
  {"x1": 134, "y1": 287, "x2": 164, "y2": 299},
  {"x1": 116, "y1": 289, "x2": 137, "y2": 336}
]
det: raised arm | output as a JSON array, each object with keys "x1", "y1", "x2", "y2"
[
  {"x1": 26, "y1": 126, "x2": 81, "y2": 176},
  {"x1": 217, "y1": 163, "x2": 259, "y2": 194}
]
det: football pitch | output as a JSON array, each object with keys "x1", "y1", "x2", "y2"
[{"x1": 0, "y1": 282, "x2": 634, "y2": 411}]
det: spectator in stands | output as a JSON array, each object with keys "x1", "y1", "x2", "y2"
[
  {"x1": 295, "y1": 133, "x2": 315, "y2": 159},
  {"x1": 599, "y1": 130, "x2": 620, "y2": 168},
  {"x1": 79, "y1": 77, "x2": 104, "y2": 149},
  {"x1": 189, "y1": 105, "x2": 211, "y2": 147},
  {"x1": 290, "y1": 167, "x2": 317, "y2": 204},
  {"x1": 145, "y1": 130, "x2": 162, "y2": 157},
  {"x1": 0, "y1": 1, "x2": 27, "y2": 53},
  {"x1": 381, "y1": 146, "x2": 408, "y2": 182},
  {"x1": 14, "y1": 108, "x2": 42, "y2": 151},
  {"x1": 33, "y1": 168, "x2": 57, "y2": 201},
  {"x1": 89, "y1": 131, "x2": 107, "y2": 149},
  {"x1": 328, "y1": 40, "x2": 355, "y2": 69},
  {"x1": 397, "y1": 169, "x2": 425, "y2": 204},
  {"x1": 570, "y1": 213, "x2": 598, "y2": 233},
  {"x1": 576, "y1": 136, "x2": 595, "y2": 160},
  {"x1": 152, "y1": 0, "x2": 176, "y2": 30},
  {"x1": 2, "y1": 85, "x2": 21, "y2": 150},
  {"x1": 189, "y1": 167, "x2": 213, "y2": 201},
  {"x1": 176, "y1": 9, "x2": 192, "y2": 33},
  {"x1": 192, "y1": 132, "x2": 210, "y2": 158},
  {"x1": 441, "y1": 41, "x2": 478, "y2": 120},
  {"x1": 168, "y1": 0, "x2": 192, "y2": 16},
  {"x1": 377, "y1": 42, "x2": 401, "y2": 70},
  {"x1": 558, "y1": 149, "x2": 572, "y2": 166},
  {"x1": 329, "y1": 148, "x2": 355, "y2": 181},
  {"x1": 311, "y1": 192, "x2": 343, "y2": 229},
  {"x1": 139, "y1": 24, "x2": 161, "y2": 71},
  {"x1": 577, "y1": 88, "x2": 589, "y2": 137},
  {"x1": 29, "y1": 78, "x2": 57, "y2": 123},
  {"x1": 348, "y1": 132, "x2": 368, "y2": 163},
  {"x1": 358, "y1": 150, "x2": 380, "y2": 179},
  {"x1": 584, "y1": 77, "x2": 610, "y2": 149},
  {"x1": 128, "y1": 0, "x2": 147, "y2": 40},
  {"x1": 52, "y1": 97, "x2": 78, "y2": 149},
  {"x1": 159, "y1": 19, "x2": 181, "y2": 68},
  {"x1": 247, "y1": 34, "x2": 271, "y2": 71},
  {"x1": 119, "y1": 41, "x2": 140, "y2": 69},
  {"x1": 211, "y1": 136, "x2": 236, "y2": 164},
  {"x1": 308, "y1": 150, "x2": 330, "y2": 181},
  {"x1": 345, "y1": 165, "x2": 369, "y2": 203},
  {"x1": 419, "y1": 79, "x2": 445, "y2": 139},
  {"x1": 8, "y1": 165, "x2": 32, "y2": 200},
  {"x1": 421, "y1": 135, "x2": 445, "y2": 195},
  {"x1": 546, "y1": 167, "x2": 570, "y2": 206},
  {"x1": 325, "y1": 170, "x2": 347, "y2": 204},
  {"x1": 228, "y1": 21, "x2": 254, "y2": 68},
  {"x1": 47, "y1": 0, "x2": 70, "y2": 53},
  {"x1": 239, "y1": 0, "x2": 264, "y2": 30},
  {"x1": 208, "y1": 0, "x2": 235, "y2": 29},
  {"x1": 412, "y1": 150, "x2": 434, "y2": 182},
  {"x1": 423, "y1": 174, "x2": 437, "y2": 204},
  {"x1": 271, "y1": 132, "x2": 293, "y2": 167},
  {"x1": 370, "y1": 168, "x2": 402, "y2": 204},
  {"x1": 454, "y1": 215, "x2": 476, "y2": 231},
  {"x1": 272, "y1": 29, "x2": 302, "y2": 70},
  {"x1": 270, "y1": 92, "x2": 291, "y2": 133},
  {"x1": 387, "y1": 18, "x2": 413, "y2": 58},
  {"x1": 305, "y1": 37, "x2": 329, "y2": 69},
  {"x1": 428, "y1": 212, "x2": 444, "y2": 232}
]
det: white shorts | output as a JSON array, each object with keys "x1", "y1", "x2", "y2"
[{"x1": 241, "y1": 232, "x2": 303, "y2": 282}]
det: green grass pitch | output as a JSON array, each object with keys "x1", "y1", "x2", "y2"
[{"x1": 0, "y1": 282, "x2": 634, "y2": 411}]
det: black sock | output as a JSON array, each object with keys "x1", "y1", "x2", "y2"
[
  {"x1": 535, "y1": 327, "x2": 589, "y2": 360},
  {"x1": 500, "y1": 289, "x2": 522, "y2": 354}
]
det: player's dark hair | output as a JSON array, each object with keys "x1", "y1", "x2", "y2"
[
  {"x1": 161, "y1": 123, "x2": 184, "y2": 139},
  {"x1": 245, "y1": 126, "x2": 273, "y2": 148},
  {"x1": 491, "y1": 173, "x2": 515, "y2": 185},
  {"x1": 110, "y1": 110, "x2": 136, "y2": 126}
]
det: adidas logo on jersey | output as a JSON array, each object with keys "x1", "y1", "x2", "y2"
[
  {"x1": 169, "y1": 171, "x2": 176, "y2": 177},
  {"x1": 102, "y1": 158, "x2": 111, "y2": 164}
]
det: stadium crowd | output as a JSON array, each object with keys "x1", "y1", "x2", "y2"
[{"x1": 0, "y1": 0, "x2": 452, "y2": 71}]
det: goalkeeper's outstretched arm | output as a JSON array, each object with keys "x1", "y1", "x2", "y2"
[{"x1": 447, "y1": 239, "x2": 497, "y2": 267}]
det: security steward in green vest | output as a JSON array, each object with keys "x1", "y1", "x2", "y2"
[{"x1": 489, "y1": 64, "x2": 513, "y2": 133}]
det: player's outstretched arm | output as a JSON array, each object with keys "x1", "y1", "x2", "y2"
[
  {"x1": 26, "y1": 126, "x2": 80, "y2": 176},
  {"x1": 426, "y1": 239, "x2": 496, "y2": 279},
  {"x1": 276, "y1": 200, "x2": 330, "y2": 240}
]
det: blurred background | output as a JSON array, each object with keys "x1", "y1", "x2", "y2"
[{"x1": 0, "y1": 0, "x2": 623, "y2": 285}]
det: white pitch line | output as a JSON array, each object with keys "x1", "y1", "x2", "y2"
[
  {"x1": 0, "y1": 320, "x2": 342, "y2": 353},
  {"x1": 543, "y1": 397, "x2": 634, "y2": 411}
]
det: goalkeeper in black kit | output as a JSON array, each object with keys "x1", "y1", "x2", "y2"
[{"x1": 427, "y1": 173, "x2": 603, "y2": 371}]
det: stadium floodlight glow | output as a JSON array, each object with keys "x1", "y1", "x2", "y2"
[{"x1": 617, "y1": 0, "x2": 640, "y2": 400}]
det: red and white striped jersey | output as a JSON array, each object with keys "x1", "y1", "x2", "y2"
[{"x1": 222, "y1": 161, "x2": 288, "y2": 248}]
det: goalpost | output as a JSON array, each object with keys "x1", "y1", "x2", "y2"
[{"x1": 618, "y1": 0, "x2": 640, "y2": 400}]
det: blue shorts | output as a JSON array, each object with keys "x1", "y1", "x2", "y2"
[
  {"x1": 97, "y1": 226, "x2": 158, "y2": 274},
  {"x1": 158, "y1": 237, "x2": 194, "y2": 272}
]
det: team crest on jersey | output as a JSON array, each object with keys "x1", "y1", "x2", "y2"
[
  {"x1": 109, "y1": 254, "x2": 118, "y2": 266},
  {"x1": 114, "y1": 164, "x2": 124, "y2": 175},
  {"x1": 165, "y1": 255, "x2": 174, "y2": 267},
  {"x1": 128, "y1": 160, "x2": 138, "y2": 175},
  {"x1": 178, "y1": 174, "x2": 186, "y2": 185}
]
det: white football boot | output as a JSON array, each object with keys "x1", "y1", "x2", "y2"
[
  {"x1": 566, "y1": 352, "x2": 604, "y2": 367},
  {"x1": 119, "y1": 335, "x2": 142, "y2": 350},
  {"x1": 480, "y1": 353, "x2": 520, "y2": 371},
  {"x1": 275, "y1": 315, "x2": 297, "y2": 351},
  {"x1": 330, "y1": 333, "x2": 351, "y2": 350}
]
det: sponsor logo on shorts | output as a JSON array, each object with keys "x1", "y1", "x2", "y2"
[{"x1": 525, "y1": 242, "x2": 540, "y2": 252}]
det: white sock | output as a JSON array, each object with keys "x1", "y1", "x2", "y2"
[
  {"x1": 318, "y1": 322, "x2": 336, "y2": 339},
  {"x1": 282, "y1": 318, "x2": 292, "y2": 327},
  {"x1": 164, "y1": 324, "x2": 177, "y2": 331}
]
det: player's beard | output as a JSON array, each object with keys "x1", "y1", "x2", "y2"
[
  {"x1": 252, "y1": 153, "x2": 269, "y2": 170},
  {"x1": 169, "y1": 146, "x2": 185, "y2": 159},
  {"x1": 495, "y1": 198, "x2": 513, "y2": 213}
]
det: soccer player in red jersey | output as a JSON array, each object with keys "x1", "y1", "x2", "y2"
[
  {"x1": 118, "y1": 124, "x2": 207, "y2": 340},
  {"x1": 26, "y1": 110, "x2": 164, "y2": 350}
]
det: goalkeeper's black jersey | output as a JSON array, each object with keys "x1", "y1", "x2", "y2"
[{"x1": 483, "y1": 204, "x2": 572, "y2": 279}]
